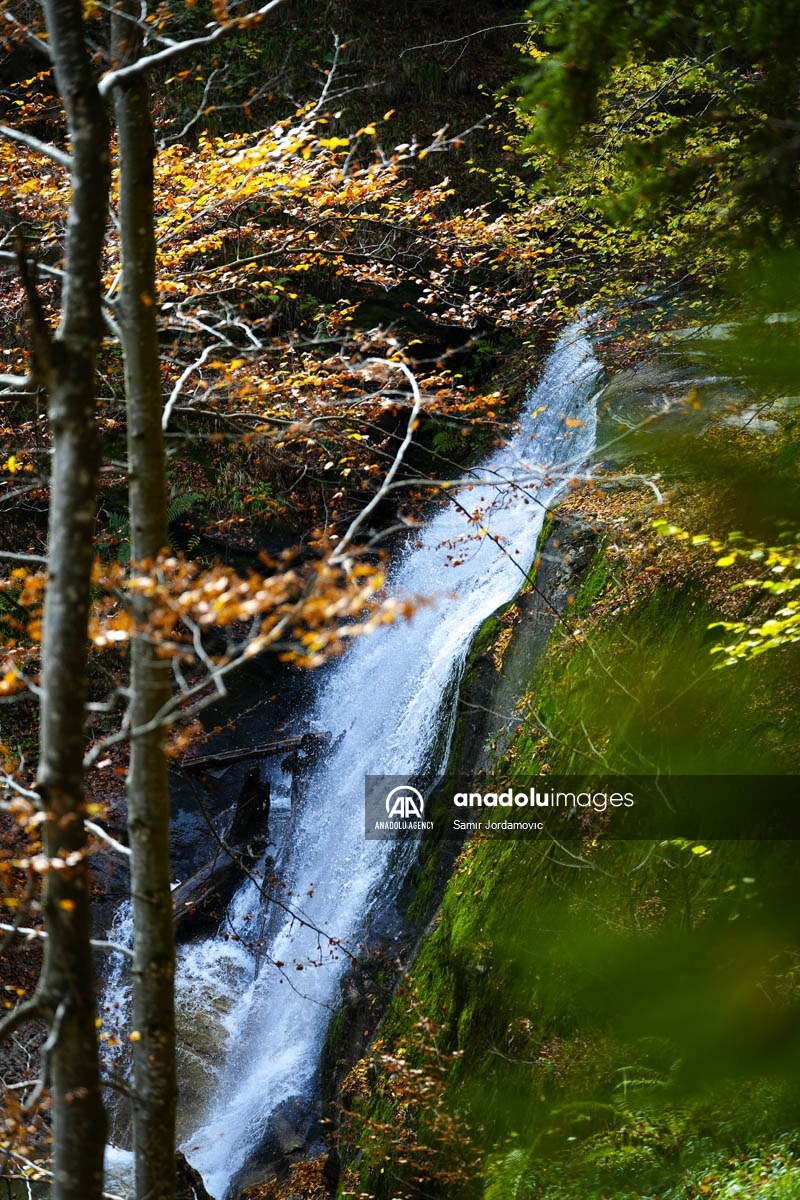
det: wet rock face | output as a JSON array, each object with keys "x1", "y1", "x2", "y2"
[
  {"x1": 302, "y1": 516, "x2": 601, "y2": 1196},
  {"x1": 175, "y1": 968, "x2": 251, "y2": 1144},
  {"x1": 226, "y1": 1096, "x2": 320, "y2": 1197},
  {"x1": 321, "y1": 938, "x2": 409, "y2": 1104},
  {"x1": 177, "y1": 1150, "x2": 215, "y2": 1200},
  {"x1": 456, "y1": 511, "x2": 598, "y2": 775},
  {"x1": 221, "y1": 938, "x2": 406, "y2": 1197}
]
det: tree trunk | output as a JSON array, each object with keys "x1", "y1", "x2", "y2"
[
  {"x1": 36, "y1": 3, "x2": 111, "y2": 1197},
  {"x1": 111, "y1": 8, "x2": 177, "y2": 1200}
]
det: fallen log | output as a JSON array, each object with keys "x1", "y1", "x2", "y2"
[
  {"x1": 182, "y1": 731, "x2": 330, "y2": 771},
  {"x1": 173, "y1": 850, "x2": 267, "y2": 941}
]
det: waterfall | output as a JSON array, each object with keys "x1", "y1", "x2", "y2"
[{"x1": 105, "y1": 324, "x2": 600, "y2": 1199}]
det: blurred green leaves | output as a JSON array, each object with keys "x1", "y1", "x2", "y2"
[{"x1": 518, "y1": 0, "x2": 800, "y2": 255}]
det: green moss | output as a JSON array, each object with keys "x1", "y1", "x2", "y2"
[
  {"x1": 569, "y1": 553, "x2": 610, "y2": 614},
  {"x1": 319, "y1": 1005, "x2": 349, "y2": 1105},
  {"x1": 532, "y1": 509, "x2": 555, "y2": 566},
  {"x1": 402, "y1": 597, "x2": 519, "y2": 926},
  {"x1": 341, "y1": 537, "x2": 800, "y2": 1199},
  {"x1": 512, "y1": 578, "x2": 800, "y2": 776}
]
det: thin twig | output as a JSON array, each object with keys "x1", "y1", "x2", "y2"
[
  {"x1": 162, "y1": 343, "x2": 218, "y2": 430},
  {"x1": 400, "y1": 21, "x2": 528, "y2": 57},
  {"x1": 0, "y1": 923, "x2": 134, "y2": 959},
  {"x1": 0, "y1": 550, "x2": 47, "y2": 564},
  {"x1": 330, "y1": 359, "x2": 424, "y2": 563},
  {"x1": 24, "y1": 999, "x2": 66, "y2": 1111},
  {"x1": 85, "y1": 820, "x2": 132, "y2": 859},
  {"x1": 97, "y1": 0, "x2": 289, "y2": 96}
]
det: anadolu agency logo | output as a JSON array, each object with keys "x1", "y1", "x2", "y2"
[
  {"x1": 385, "y1": 785, "x2": 425, "y2": 821},
  {"x1": 365, "y1": 777, "x2": 434, "y2": 837}
]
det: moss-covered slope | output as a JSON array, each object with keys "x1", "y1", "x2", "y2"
[{"x1": 336, "y1": 464, "x2": 800, "y2": 1200}]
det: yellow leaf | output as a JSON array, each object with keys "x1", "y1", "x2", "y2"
[{"x1": 1, "y1": 670, "x2": 21, "y2": 694}]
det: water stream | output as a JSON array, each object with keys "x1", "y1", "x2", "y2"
[{"x1": 106, "y1": 324, "x2": 601, "y2": 1199}]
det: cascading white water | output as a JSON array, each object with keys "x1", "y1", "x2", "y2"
[
  {"x1": 102, "y1": 324, "x2": 600, "y2": 1199},
  {"x1": 179, "y1": 323, "x2": 601, "y2": 1197}
]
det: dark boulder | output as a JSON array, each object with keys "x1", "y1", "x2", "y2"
[
  {"x1": 173, "y1": 767, "x2": 270, "y2": 941},
  {"x1": 176, "y1": 1150, "x2": 214, "y2": 1200}
]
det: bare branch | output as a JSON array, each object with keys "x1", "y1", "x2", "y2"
[
  {"x1": 0, "y1": 251, "x2": 65, "y2": 283},
  {"x1": 0, "y1": 550, "x2": 47, "y2": 564},
  {"x1": 2, "y1": 1147, "x2": 54, "y2": 1187},
  {"x1": 182, "y1": 771, "x2": 356, "y2": 975},
  {"x1": 0, "y1": 252, "x2": 118, "y2": 340},
  {"x1": 0, "y1": 922, "x2": 135, "y2": 960},
  {"x1": 0, "y1": 124, "x2": 72, "y2": 169},
  {"x1": 0, "y1": 372, "x2": 33, "y2": 390},
  {"x1": 302, "y1": 32, "x2": 343, "y2": 122},
  {"x1": 24, "y1": 998, "x2": 66, "y2": 1111},
  {"x1": 0, "y1": 995, "x2": 50, "y2": 1045},
  {"x1": 0, "y1": 10, "x2": 52, "y2": 60},
  {"x1": 0, "y1": 776, "x2": 39, "y2": 803},
  {"x1": 82, "y1": 626, "x2": 292, "y2": 767},
  {"x1": 0, "y1": 250, "x2": 124, "y2": 355},
  {"x1": 101, "y1": 1074, "x2": 137, "y2": 1101},
  {"x1": 400, "y1": 20, "x2": 529, "y2": 57},
  {"x1": 0, "y1": 483, "x2": 46, "y2": 510},
  {"x1": 161, "y1": 343, "x2": 218, "y2": 430},
  {"x1": 103, "y1": 307, "x2": 123, "y2": 342},
  {"x1": 158, "y1": 67, "x2": 220, "y2": 148},
  {"x1": 97, "y1": 0, "x2": 289, "y2": 97},
  {"x1": 85, "y1": 820, "x2": 132, "y2": 859},
  {"x1": 91, "y1": 939, "x2": 135, "y2": 959},
  {"x1": 330, "y1": 359, "x2": 424, "y2": 563},
  {"x1": 614, "y1": 472, "x2": 664, "y2": 504}
]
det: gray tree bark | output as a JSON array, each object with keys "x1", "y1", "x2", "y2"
[
  {"x1": 111, "y1": 7, "x2": 177, "y2": 1199},
  {"x1": 36, "y1": 2, "x2": 110, "y2": 1196}
]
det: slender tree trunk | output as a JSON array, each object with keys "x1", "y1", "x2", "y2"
[
  {"x1": 111, "y1": 9, "x2": 177, "y2": 1199},
  {"x1": 34, "y1": 3, "x2": 111, "y2": 1197}
]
